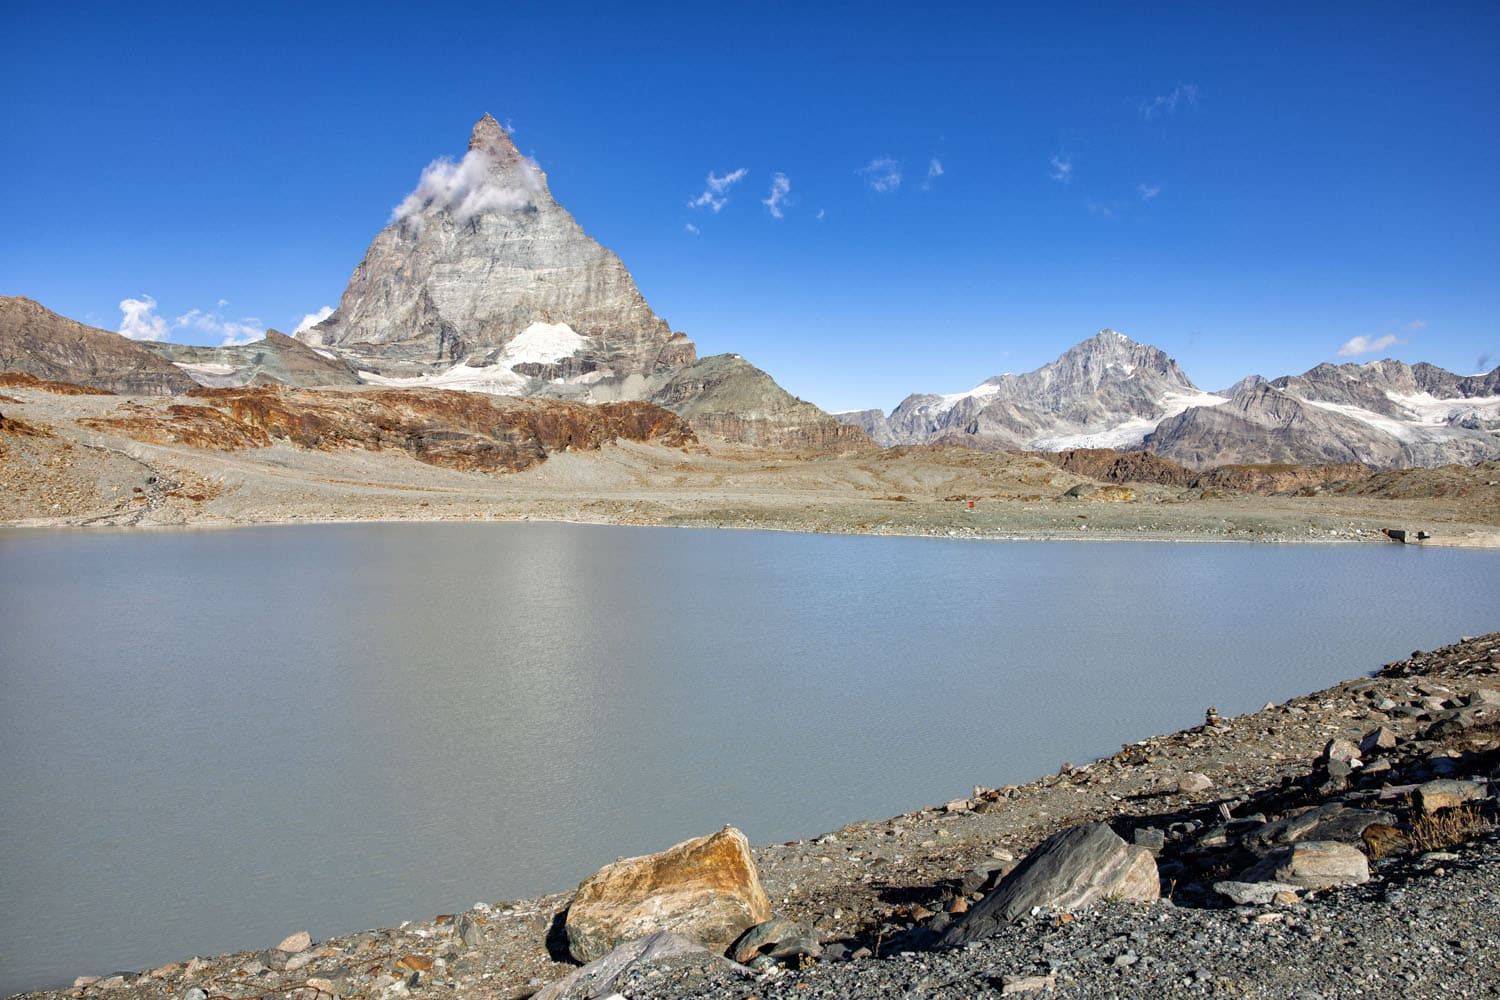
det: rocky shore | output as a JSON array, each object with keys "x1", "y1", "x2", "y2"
[{"x1": 15, "y1": 633, "x2": 1500, "y2": 1000}]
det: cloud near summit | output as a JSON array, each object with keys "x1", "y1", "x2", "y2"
[{"x1": 392, "y1": 150, "x2": 543, "y2": 226}]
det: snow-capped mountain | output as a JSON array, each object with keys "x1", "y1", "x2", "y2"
[
  {"x1": 840, "y1": 331, "x2": 1500, "y2": 468},
  {"x1": 844, "y1": 330, "x2": 1224, "y2": 451}
]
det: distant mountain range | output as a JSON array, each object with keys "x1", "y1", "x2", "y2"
[{"x1": 838, "y1": 331, "x2": 1500, "y2": 468}]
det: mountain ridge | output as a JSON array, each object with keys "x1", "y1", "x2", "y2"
[{"x1": 839, "y1": 331, "x2": 1500, "y2": 468}]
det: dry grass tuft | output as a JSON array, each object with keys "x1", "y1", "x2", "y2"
[{"x1": 1406, "y1": 804, "x2": 1493, "y2": 855}]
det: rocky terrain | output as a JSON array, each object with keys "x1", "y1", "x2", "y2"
[
  {"x1": 142, "y1": 331, "x2": 362, "y2": 388},
  {"x1": 843, "y1": 330, "x2": 1500, "y2": 469},
  {"x1": 0, "y1": 297, "x2": 198, "y2": 396},
  {"x1": 4, "y1": 377, "x2": 1498, "y2": 542},
  {"x1": 17, "y1": 633, "x2": 1499, "y2": 1000}
]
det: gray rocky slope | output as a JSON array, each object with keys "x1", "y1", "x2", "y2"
[
  {"x1": 298, "y1": 113, "x2": 690, "y2": 379},
  {"x1": 842, "y1": 331, "x2": 1500, "y2": 468}
]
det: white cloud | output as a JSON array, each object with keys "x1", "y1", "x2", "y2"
[
  {"x1": 684, "y1": 222, "x2": 701, "y2": 235},
  {"x1": 295, "y1": 306, "x2": 335, "y2": 333},
  {"x1": 216, "y1": 298, "x2": 228, "y2": 308},
  {"x1": 689, "y1": 167, "x2": 749, "y2": 213},
  {"x1": 1337, "y1": 333, "x2": 1402, "y2": 357},
  {"x1": 1086, "y1": 199, "x2": 1117, "y2": 219},
  {"x1": 174, "y1": 306, "x2": 265, "y2": 346},
  {"x1": 1141, "y1": 83, "x2": 1199, "y2": 119},
  {"x1": 391, "y1": 148, "x2": 544, "y2": 227},
  {"x1": 118, "y1": 295, "x2": 169, "y2": 341},
  {"x1": 1137, "y1": 182, "x2": 1161, "y2": 201},
  {"x1": 1406, "y1": 319, "x2": 1427, "y2": 331},
  {"x1": 922, "y1": 158, "x2": 944, "y2": 190},
  {"x1": 859, "y1": 157, "x2": 902, "y2": 193},
  {"x1": 1049, "y1": 154, "x2": 1073, "y2": 183},
  {"x1": 816, "y1": 208, "x2": 826, "y2": 222},
  {"x1": 762, "y1": 172, "x2": 790, "y2": 218}
]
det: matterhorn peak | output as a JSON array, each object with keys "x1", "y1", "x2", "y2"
[{"x1": 469, "y1": 113, "x2": 524, "y2": 168}]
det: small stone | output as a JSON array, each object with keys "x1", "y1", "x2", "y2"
[
  {"x1": 1000, "y1": 974, "x2": 1057, "y2": 994},
  {"x1": 729, "y1": 915, "x2": 804, "y2": 964},
  {"x1": 277, "y1": 930, "x2": 312, "y2": 954},
  {"x1": 1323, "y1": 738, "x2": 1361, "y2": 763},
  {"x1": 285, "y1": 950, "x2": 319, "y2": 972},
  {"x1": 1212, "y1": 880, "x2": 1303, "y2": 905},
  {"x1": 1360, "y1": 726, "x2": 1398, "y2": 754},
  {"x1": 1132, "y1": 827, "x2": 1166, "y2": 854},
  {"x1": 181, "y1": 989, "x2": 209, "y2": 1000},
  {"x1": 72, "y1": 977, "x2": 99, "y2": 989},
  {"x1": 1414, "y1": 779, "x2": 1486, "y2": 814},
  {"x1": 395, "y1": 955, "x2": 434, "y2": 973},
  {"x1": 1176, "y1": 772, "x2": 1213, "y2": 794},
  {"x1": 943, "y1": 798, "x2": 972, "y2": 813},
  {"x1": 1468, "y1": 688, "x2": 1500, "y2": 708},
  {"x1": 303, "y1": 979, "x2": 336, "y2": 997}
]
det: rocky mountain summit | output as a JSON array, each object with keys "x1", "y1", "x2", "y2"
[
  {"x1": 297, "y1": 114, "x2": 691, "y2": 382},
  {"x1": 847, "y1": 331, "x2": 1225, "y2": 452},
  {"x1": 844, "y1": 330, "x2": 1500, "y2": 468}
]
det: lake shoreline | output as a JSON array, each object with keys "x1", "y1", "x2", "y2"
[{"x1": 14, "y1": 631, "x2": 1499, "y2": 999}]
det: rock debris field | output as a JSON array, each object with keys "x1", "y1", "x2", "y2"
[{"x1": 18, "y1": 633, "x2": 1500, "y2": 1000}]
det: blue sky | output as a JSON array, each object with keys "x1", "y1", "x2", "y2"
[{"x1": 3, "y1": 3, "x2": 1496, "y2": 412}]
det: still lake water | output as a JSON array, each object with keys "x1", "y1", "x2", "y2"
[{"x1": 1, "y1": 523, "x2": 1497, "y2": 992}]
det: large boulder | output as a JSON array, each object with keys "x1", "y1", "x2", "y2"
[
  {"x1": 1240, "y1": 840, "x2": 1370, "y2": 889},
  {"x1": 564, "y1": 826, "x2": 772, "y2": 963},
  {"x1": 938, "y1": 823, "x2": 1159, "y2": 947}
]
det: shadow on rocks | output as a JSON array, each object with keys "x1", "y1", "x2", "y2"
[{"x1": 545, "y1": 907, "x2": 577, "y2": 965}]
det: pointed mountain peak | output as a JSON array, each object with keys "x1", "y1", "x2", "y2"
[{"x1": 469, "y1": 113, "x2": 523, "y2": 165}]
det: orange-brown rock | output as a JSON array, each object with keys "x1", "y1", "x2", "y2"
[
  {"x1": 0, "y1": 370, "x2": 115, "y2": 396},
  {"x1": 1190, "y1": 462, "x2": 1371, "y2": 494},
  {"x1": 1041, "y1": 448, "x2": 1194, "y2": 486},
  {"x1": 564, "y1": 826, "x2": 772, "y2": 963},
  {"x1": 73, "y1": 386, "x2": 696, "y2": 474}
]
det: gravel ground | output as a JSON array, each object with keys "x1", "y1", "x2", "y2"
[{"x1": 621, "y1": 831, "x2": 1500, "y2": 999}]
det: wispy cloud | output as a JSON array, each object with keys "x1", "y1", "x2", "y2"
[
  {"x1": 1337, "y1": 333, "x2": 1402, "y2": 357},
  {"x1": 762, "y1": 173, "x2": 791, "y2": 219},
  {"x1": 684, "y1": 222, "x2": 701, "y2": 236},
  {"x1": 1406, "y1": 319, "x2": 1427, "y2": 331},
  {"x1": 859, "y1": 157, "x2": 903, "y2": 193},
  {"x1": 1049, "y1": 154, "x2": 1073, "y2": 184},
  {"x1": 118, "y1": 295, "x2": 169, "y2": 341},
  {"x1": 816, "y1": 208, "x2": 826, "y2": 222},
  {"x1": 119, "y1": 295, "x2": 271, "y2": 346},
  {"x1": 1137, "y1": 182, "x2": 1162, "y2": 201},
  {"x1": 1085, "y1": 199, "x2": 1117, "y2": 219},
  {"x1": 922, "y1": 157, "x2": 944, "y2": 190},
  {"x1": 176, "y1": 307, "x2": 264, "y2": 346},
  {"x1": 1141, "y1": 83, "x2": 1199, "y2": 119},
  {"x1": 689, "y1": 168, "x2": 749, "y2": 213},
  {"x1": 294, "y1": 306, "x2": 335, "y2": 334},
  {"x1": 391, "y1": 148, "x2": 544, "y2": 228}
]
